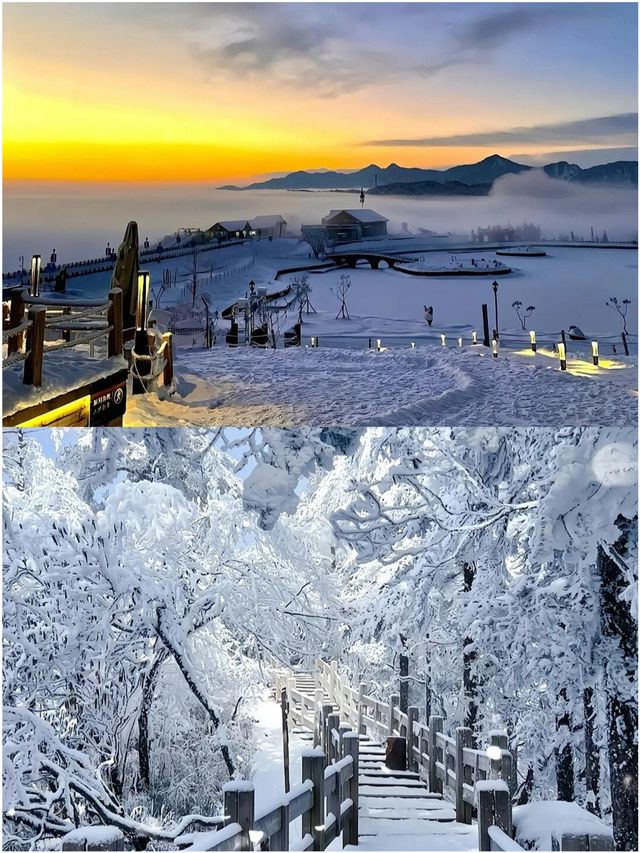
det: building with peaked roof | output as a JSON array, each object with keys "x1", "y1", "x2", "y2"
[
  {"x1": 208, "y1": 220, "x2": 252, "y2": 241},
  {"x1": 207, "y1": 215, "x2": 287, "y2": 241},
  {"x1": 301, "y1": 209, "x2": 388, "y2": 244},
  {"x1": 250, "y1": 215, "x2": 287, "y2": 238}
]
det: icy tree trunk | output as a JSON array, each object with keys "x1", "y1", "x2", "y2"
[
  {"x1": 463, "y1": 562, "x2": 479, "y2": 736},
  {"x1": 138, "y1": 647, "x2": 168, "y2": 789},
  {"x1": 583, "y1": 686, "x2": 600, "y2": 815},
  {"x1": 597, "y1": 520, "x2": 638, "y2": 851},
  {"x1": 155, "y1": 610, "x2": 236, "y2": 778},
  {"x1": 555, "y1": 687, "x2": 575, "y2": 801}
]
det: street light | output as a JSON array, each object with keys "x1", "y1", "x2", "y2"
[
  {"x1": 492, "y1": 280, "x2": 499, "y2": 340},
  {"x1": 29, "y1": 255, "x2": 42, "y2": 297},
  {"x1": 133, "y1": 271, "x2": 151, "y2": 395}
]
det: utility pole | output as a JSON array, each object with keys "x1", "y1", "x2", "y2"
[{"x1": 191, "y1": 245, "x2": 198, "y2": 307}]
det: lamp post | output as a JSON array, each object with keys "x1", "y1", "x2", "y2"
[
  {"x1": 133, "y1": 271, "x2": 151, "y2": 395},
  {"x1": 492, "y1": 281, "x2": 499, "y2": 340},
  {"x1": 29, "y1": 255, "x2": 42, "y2": 297}
]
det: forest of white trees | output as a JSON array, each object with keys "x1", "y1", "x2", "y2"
[{"x1": 2, "y1": 427, "x2": 637, "y2": 850}]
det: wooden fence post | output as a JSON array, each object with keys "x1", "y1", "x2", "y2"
[
  {"x1": 476, "y1": 781, "x2": 512, "y2": 852},
  {"x1": 8, "y1": 289, "x2": 24, "y2": 355},
  {"x1": 388, "y1": 693, "x2": 400, "y2": 736},
  {"x1": 223, "y1": 782, "x2": 255, "y2": 852},
  {"x1": 428, "y1": 715, "x2": 444, "y2": 795},
  {"x1": 343, "y1": 732, "x2": 360, "y2": 846},
  {"x1": 477, "y1": 785, "x2": 493, "y2": 851},
  {"x1": 302, "y1": 749, "x2": 325, "y2": 851},
  {"x1": 326, "y1": 712, "x2": 340, "y2": 764},
  {"x1": 320, "y1": 704, "x2": 333, "y2": 752},
  {"x1": 162, "y1": 332, "x2": 173, "y2": 386},
  {"x1": 494, "y1": 783, "x2": 512, "y2": 838},
  {"x1": 456, "y1": 727, "x2": 473, "y2": 824},
  {"x1": 357, "y1": 683, "x2": 368, "y2": 736},
  {"x1": 270, "y1": 802, "x2": 289, "y2": 852},
  {"x1": 23, "y1": 306, "x2": 46, "y2": 387},
  {"x1": 407, "y1": 706, "x2": 419, "y2": 771},
  {"x1": 108, "y1": 288, "x2": 123, "y2": 357},
  {"x1": 490, "y1": 731, "x2": 511, "y2": 786},
  {"x1": 399, "y1": 653, "x2": 409, "y2": 714}
]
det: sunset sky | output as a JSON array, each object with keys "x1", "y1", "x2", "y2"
[{"x1": 3, "y1": 2, "x2": 638, "y2": 184}]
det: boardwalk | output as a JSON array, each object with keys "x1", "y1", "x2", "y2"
[{"x1": 287, "y1": 672, "x2": 476, "y2": 851}]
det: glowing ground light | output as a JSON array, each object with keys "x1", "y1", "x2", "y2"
[
  {"x1": 441, "y1": 334, "x2": 446, "y2": 346},
  {"x1": 592, "y1": 341, "x2": 599, "y2": 366},
  {"x1": 529, "y1": 330, "x2": 537, "y2": 352},
  {"x1": 458, "y1": 337, "x2": 463, "y2": 347},
  {"x1": 492, "y1": 339, "x2": 498, "y2": 358},
  {"x1": 310, "y1": 337, "x2": 316, "y2": 348},
  {"x1": 472, "y1": 331, "x2": 478, "y2": 344},
  {"x1": 558, "y1": 342, "x2": 567, "y2": 370},
  {"x1": 411, "y1": 341, "x2": 416, "y2": 349},
  {"x1": 376, "y1": 338, "x2": 381, "y2": 352}
]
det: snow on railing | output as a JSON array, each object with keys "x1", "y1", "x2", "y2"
[
  {"x1": 312, "y1": 658, "x2": 519, "y2": 851},
  {"x1": 178, "y1": 732, "x2": 357, "y2": 852},
  {"x1": 130, "y1": 332, "x2": 174, "y2": 394},
  {"x1": 3, "y1": 288, "x2": 124, "y2": 388}
]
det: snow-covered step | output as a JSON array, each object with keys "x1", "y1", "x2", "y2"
[
  {"x1": 360, "y1": 784, "x2": 437, "y2": 797},
  {"x1": 360, "y1": 815, "x2": 456, "y2": 835},
  {"x1": 360, "y1": 794, "x2": 444, "y2": 807},
  {"x1": 347, "y1": 824, "x2": 478, "y2": 851},
  {"x1": 361, "y1": 803, "x2": 454, "y2": 818},
  {"x1": 360, "y1": 773, "x2": 424, "y2": 783}
]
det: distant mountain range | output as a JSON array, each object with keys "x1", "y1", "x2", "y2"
[{"x1": 219, "y1": 155, "x2": 638, "y2": 194}]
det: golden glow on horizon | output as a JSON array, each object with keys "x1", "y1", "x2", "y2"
[{"x1": 3, "y1": 5, "x2": 628, "y2": 184}]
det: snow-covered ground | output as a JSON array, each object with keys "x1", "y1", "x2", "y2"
[
  {"x1": 125, "y1": 343, "x2": 637, "y2": 427},
  {"x1": 278, "y1": 247, "x2": 636, "y2": 348}
]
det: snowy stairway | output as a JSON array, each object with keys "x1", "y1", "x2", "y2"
[{"x1": 355, "y1": 736, "x2": 478, "y2": 851}]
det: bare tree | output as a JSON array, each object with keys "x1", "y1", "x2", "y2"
[
  {"x1": 332, "y1": 274, "x2": 351, "y2": 320},
  {"x1": 605, "y1": 297, "x2": 632, "y2": 335},
  {"x1": 304, "y1": 232, "x2": 327, "y2": 260},
  {"x1": 512, "y1": 300, "x2": 536, "y2": 330},
  {"x1": 292, "y1": 274, "x2": 316, "y2": 322}
]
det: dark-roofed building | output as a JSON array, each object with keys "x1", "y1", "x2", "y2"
[
  {"x1": 208, "y1": 220, "x2": 252, "y2": 241},
  {"x1": 301, "y1": 209, "x2": 388, "y2": 244}
]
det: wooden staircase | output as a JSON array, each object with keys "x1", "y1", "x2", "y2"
[{"x1": 284, "y1": 670, "x2": 476, "y2": 850}]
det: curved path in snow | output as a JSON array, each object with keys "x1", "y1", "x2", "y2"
[{"x1": 126, "y1": 345, "x2": 637, "y2": 427}]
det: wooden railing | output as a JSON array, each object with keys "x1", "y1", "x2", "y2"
[
  {"x1": 315, "y1": 659, "x2": 520, "y2": 851},
  {"x1": 175, "y1": 704, "x2": 359, "y2": 852},
  {"x1": 3, "y1": 287, "x2": 124, "y2": 387}
]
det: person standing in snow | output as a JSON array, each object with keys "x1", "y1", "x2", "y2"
[{"x1": 424, "y1": 305, "x2": 433, "y2": 326}]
